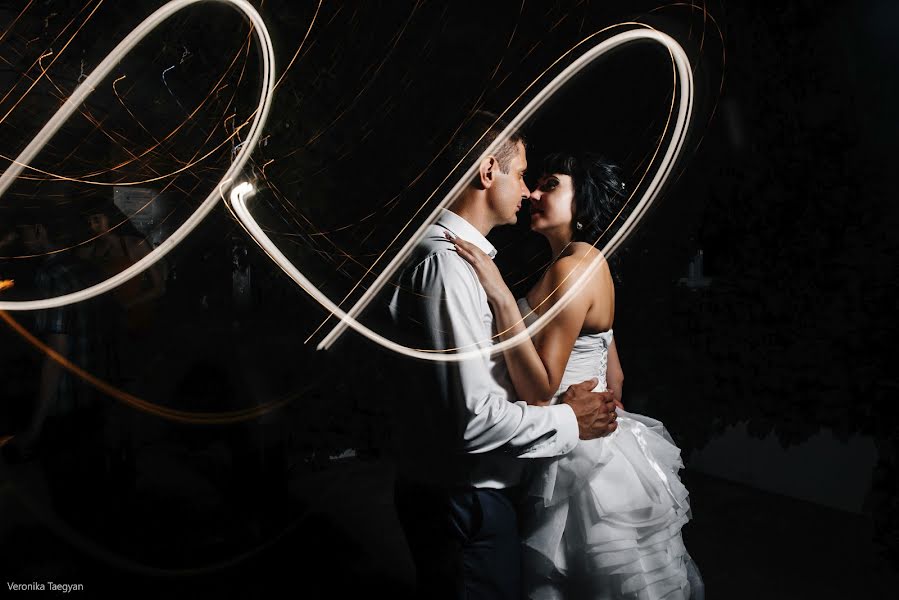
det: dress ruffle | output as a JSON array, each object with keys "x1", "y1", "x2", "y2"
[
  {"x1": 523, "y1": 411, "x2": 695, "y2": 600},
  {"x1": 514, "y1": 298, "x2": 699, "y2": 598}
]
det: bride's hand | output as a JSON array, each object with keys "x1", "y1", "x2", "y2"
[
  {"x1": 608, "y1": 387, "x2": 625, "y2": 411},
  {"x1": 448, "y1": 234, "x2": 513, "y2": 306}
]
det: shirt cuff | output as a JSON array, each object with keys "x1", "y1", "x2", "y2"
[{"x1": 550, "y1": 402, "x2": 580, "y2": 453}]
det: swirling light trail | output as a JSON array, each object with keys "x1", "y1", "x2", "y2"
[
  {"x1": 300, "y1": 23, "x2": 684, "y2": 348},
  {"x1": 1, "y1": 16, "x2": 694, "y2": 366},
  {"x1": 0, "y1": 0, "x2": 276, "y2": 312},
  {"x1": 311, "y1": 26, "x2": 694, "y2": 359}
]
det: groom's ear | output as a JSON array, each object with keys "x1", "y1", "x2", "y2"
[{"x1": 477, "y1": 155, "x2": 497, "y2": 190}]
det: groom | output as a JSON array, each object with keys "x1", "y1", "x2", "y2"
[{"x1": 387, "y1": 112, "x2": 618, "y2": 600}]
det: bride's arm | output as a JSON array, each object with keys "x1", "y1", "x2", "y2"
[
  {"x1": 452, "y1": 237, "x2": 593, "y2": 405},
  {"x1": 606, "y1": 337, "x2": 624, "y2": 409}
]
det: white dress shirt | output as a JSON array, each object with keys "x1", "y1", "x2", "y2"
[{"x1": 387, "y1": 209, "x2": 580, "y2": 488}]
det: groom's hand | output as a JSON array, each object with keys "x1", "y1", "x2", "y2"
[{"x1": 560, "y1": 378, "x2": 618, "y2": 440}]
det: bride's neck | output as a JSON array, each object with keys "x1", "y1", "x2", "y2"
[{"x1": 545, "y1": 228, "x2": 574, "y2": 259}]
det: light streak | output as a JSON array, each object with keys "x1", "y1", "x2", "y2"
[
  {"x1": 0, "y1": 1, "x2": 34, "y2": 47},
  {"x1": 230, "y1": 180, "x2": 254, "y2": 204},
  {"x1": 161, "y1": 63, "x2": 188, "y2": 115},
  {"x1": 1, "y1": 14, "x2": 695, "y2": 366},
  {"x1": 0, "y1": 309, "x2": 293, "y2": 424},
  {"x1": 0, "y1": 0, "x2": 270, "y2": 187},
  {"x1": 0, "y1": 0, "x2": 276, "y2": 312},
  {"x1": 312, "y1": 26, "x2": 694, "y2": 359},
  {"x1": 0, "y1": 0, "x2": 105, "y2": 126},
  {"x1": 306, "y1": 22, "x2": 678, "y2": 346}
]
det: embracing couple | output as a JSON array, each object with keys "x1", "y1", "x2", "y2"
[{"x1": 387, "y1": 112, "x2": 703, "y2": 600}]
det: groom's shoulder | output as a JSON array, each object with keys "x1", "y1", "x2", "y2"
[{"x1": 403, "y1": 224, "x2": 459, "y2": 268}]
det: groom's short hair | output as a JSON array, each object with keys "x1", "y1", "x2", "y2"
[{"x1": 447, "y1": 110, "x2": 526, "y2": 176}]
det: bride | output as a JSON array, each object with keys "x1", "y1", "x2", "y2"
[{"x1": 450, "y1": 152, "x2": 704, "y2": 599}]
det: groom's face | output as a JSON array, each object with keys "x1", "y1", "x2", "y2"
[{"x1": 487, "y1": 141, "x2": 530, "y2": 226}]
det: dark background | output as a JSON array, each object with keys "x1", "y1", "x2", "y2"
[{"x1": 1, "y1": 1, "x2": 897, "y2": 597}]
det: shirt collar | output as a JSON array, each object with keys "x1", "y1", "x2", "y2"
[{"x1": 435, "y1": 209, "x2": 497, "y2": 259}]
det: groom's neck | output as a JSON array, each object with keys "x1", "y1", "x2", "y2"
[{"x1": 450, "y1": 195, "x2": 494, "y2": 237}]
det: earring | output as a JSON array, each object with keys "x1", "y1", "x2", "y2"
[{"x1": 576, "y1": 222, "x2": 583, "y2": 231}]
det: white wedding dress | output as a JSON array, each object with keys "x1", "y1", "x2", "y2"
[{"x1": 518, "y1": 298, "x2": 702, "y2": 600}]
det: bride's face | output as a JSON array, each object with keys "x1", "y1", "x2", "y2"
[{"x1": 528, "y1": 173, "x2": 575, "y2": 234}]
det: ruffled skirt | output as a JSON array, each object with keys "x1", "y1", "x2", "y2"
[{"x1": 522, "y1": 410, "x2": 701, "y2": 599}]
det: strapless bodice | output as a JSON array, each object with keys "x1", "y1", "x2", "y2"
[{"x1": 517, "y1": 297, "x2": 614, "y2": 399}]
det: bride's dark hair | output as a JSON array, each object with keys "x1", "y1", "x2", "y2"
[{"x1": 541, "y1": 153, "x2": 626, "y2": 244}]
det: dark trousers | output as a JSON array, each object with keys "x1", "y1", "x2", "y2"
[{"x1": 394, "y1": 478, "x2": 522, "y2": 600}]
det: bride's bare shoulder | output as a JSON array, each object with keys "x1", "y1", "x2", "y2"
[
  {"x1": 568, "y1": 242, "x2": 608, "y2": 262},
  {"x1": 544, "y1": 253, "x2": 606, "y2": 299},
  {"x1": 552, "y1": 245, "x2": 609, "y2": 279}
]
